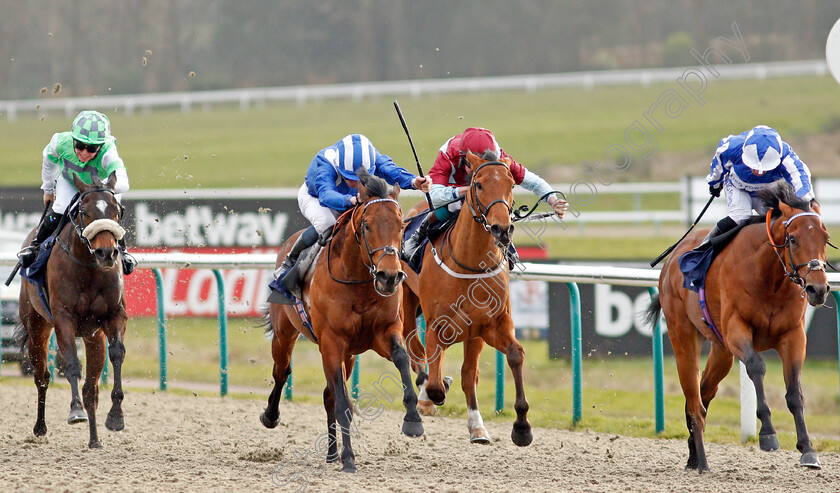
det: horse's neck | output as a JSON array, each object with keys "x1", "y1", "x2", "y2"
[
  {"x1": 449, "y1": 211, "x2": 502, "y2": 266},
  {"x1": 332, "y1": 220, "x2": 368, "y2": 278}
]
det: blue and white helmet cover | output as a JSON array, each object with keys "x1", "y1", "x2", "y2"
[
  {"x1": 741, "y1": 125, "x2": 783, "y2": 172},
  {"x1": 335, "y1": 134, "x2": 377, "y2": 180}
]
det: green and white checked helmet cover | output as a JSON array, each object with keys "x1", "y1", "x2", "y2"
[{"x1": 71, "y1": 111, "x2": 111, "y2": 145}]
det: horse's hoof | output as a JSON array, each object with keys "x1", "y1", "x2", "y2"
[
  {"x1": 800, "y1": 451, "x2": 822, "y2": 469},
  {"x1": 341, "y1": 463, "x2": 357, "y2": 474},
  {"x1": 511, "y1": 425, "x2": 533, "y2": 447},
  {"x1": 68, "y1": 409, "x2": 89, "y2": 425},
  {"x1": 759, "y1": 433, "x2": 779, "y2": 451},
  {"x1": 89, "y1": 440, "x2": 103, "y2": 449},
  {"x1": 416, "y1": 400, "x2": 437, "y2": 416},
  {"x1": 402, "y1": 418, "x2": 424, "y2": 438},
  {"x1": 105, "y1": 412, "x2": 125, "y2": 431},
  {"x1": 33, "y1": 422, "x2": 47, "y2": 437},
  {"x1": 260, "y1": 411, "x2": 280, "y2": 429},
  {"x1": 470, "y1": 427, "x2": 491, "y2": 444}
]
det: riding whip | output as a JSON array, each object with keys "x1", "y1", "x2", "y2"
[
  {"x1": 393, "y1": 100, "x2": 435, "y2": 211},
  {"x1": 649, "y1": 194, "x2": 715, "y2": 268}
]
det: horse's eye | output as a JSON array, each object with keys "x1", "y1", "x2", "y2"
[
  {"x1": 475, "y1": 182, "x2": 483, "y2": 191},
  {"x1": 789, "y1": 235, "x2": 797, "y2": 247}
]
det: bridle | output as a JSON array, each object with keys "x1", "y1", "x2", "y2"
[
  {"x1": 765, "y1": 210, "x2": 827, "y2": 290},
  {"x1": 327, "y1": 197, "x2": 403, "y2": 296},
  {"x1": 59, "y1": 188, "x2": 125, "y2": 265},
  {"x1": 465, "y1": 161, "x2": 514, "y2": 234}
]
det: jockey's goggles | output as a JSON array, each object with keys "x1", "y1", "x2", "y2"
[{"x1": 74, "y1": 140, "x2": 102, "y2": 154}]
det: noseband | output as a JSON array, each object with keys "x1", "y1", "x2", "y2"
[
  {"x1": 765, "y1": 210, "x2": 825, "y2": 290},
  {"x1": 465, "y1": 161, "x2": 513, "y2": 233},
  {"x1": 327, "y1": 197, "x2": 403, "y2": 296}
]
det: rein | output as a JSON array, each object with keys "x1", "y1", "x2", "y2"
[
  {"x1": 764, "y1": 210, "x2": 826, "y2": 291},
  {"x1": 326, "y1": 197, "x2": 402, "y2": 296}
]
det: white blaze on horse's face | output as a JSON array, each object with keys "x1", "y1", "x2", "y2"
[{"x1": 96, "y1": 199, "x2": 108, "y2": 216}]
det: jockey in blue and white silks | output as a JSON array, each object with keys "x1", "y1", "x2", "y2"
[
  {"x1": 698, "y1": 125, "x2": 815, "y2": 247},
  {"x1": 275, "y1": 134, "x2": 431, "y2": 279}
]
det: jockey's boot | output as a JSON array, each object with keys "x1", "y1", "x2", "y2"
[
  {"x1": 118, "y1": 238, "x2": 136, "y2": 275},
  {"x1": 274, "y1": 225, "x2": 319, "y2": 280},
  {"x1": 405, "y1": 215, "x2": 432, "y2": 267},
  {"x1": 17, "y1": 212, "x2": 62, "y2": 268},
  {"x1": 695, "y1": 216, "x2": 738, "y2": 250}
]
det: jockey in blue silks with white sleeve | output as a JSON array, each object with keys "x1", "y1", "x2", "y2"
[
  {"x1": 696, "y1": 125, "x2": 816, "y2": 249},
  {"x1": 275, "y1": 134, "x2": 431, "y2": 279}
]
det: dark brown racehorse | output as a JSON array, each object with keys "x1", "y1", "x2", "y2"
[
  {"x1": 401, "y1": 151, "x2": 532, "y2": 446},
  {"x1": 261, "y1": 169, "x2": 423, "y2": 473},
  {"x1": 646, "y1": 183, "x2": 829, "y2": 472},
  {"x1": 19, "y1": 172, "x2": 128, "y2": 449}
]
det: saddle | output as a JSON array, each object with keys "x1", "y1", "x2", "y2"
[
  {"x1": 679, "y1": 219, "x2": 750, "y2": 292},
  {"x1": 266, "y1": 242, "x2": 323, "y2": 305},
  {"x1": 20, "y1": 235, "x2": 60, "y2": 321}
]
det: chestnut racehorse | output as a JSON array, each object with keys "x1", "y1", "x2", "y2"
[
  {"x1": 401, "y1": 151, "x2": 532, "y2": 446},
  {"x1": 19, "y1": 172, "x2": 128, "y2": 449},
  {"x1": 261, "y1": 169, "x2": 423, "y2": 474},
  {"x1": 646, "y1": 183, "x2": 829, "y2": 472}
]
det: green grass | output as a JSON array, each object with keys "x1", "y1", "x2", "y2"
[
  {"x1": 1, "y1": 75, "x2": 838, "y2": 188},
  {"x1": 84, "y1": 317, "x2": 839, "y2": 452}
]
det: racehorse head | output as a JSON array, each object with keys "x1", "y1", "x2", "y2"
[
  {"x1": 71, "y1": 172, "x2": 126, "y2": 269},
  {"x1": 355, "y1": 169, "x2": 406, "y2": 296},
  {"x1": 761, "y1": 184, "x2": 830, "y2": 306},
  {"x1": 464, "y1": 151, "x2": 515, "y2": 246}
]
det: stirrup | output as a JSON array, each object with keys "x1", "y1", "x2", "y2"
[
  {"x1": 17, "y1": 245, "x2": 38, "y2": 268},
  {"x1": 121, "y1": 254, "x2": 136, "y2": 275},
  {"x1": 273, "y1": 258, "x2": 295, "y2": 280}
]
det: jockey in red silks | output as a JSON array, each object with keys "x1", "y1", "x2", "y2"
[{"x1": 403, "y1": 127, "x2": 568, "y2": 265}]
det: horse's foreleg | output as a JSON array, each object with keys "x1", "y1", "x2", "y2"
[
  {"x1": 699, "y1": 343, "x2": 734, "y2": 419},
  {"x1": 54, "y1": 324, "x2": 86, "y2": 425},
  {"x1": 422, "y1": 322, "x2": 449, "y2": 406},
  {"x1": 484, "y1": 323, "x2": 532, "y2": 447},
  {"x1": 261, "y1": 317, "x2": 297, "y2": 429},
  {"x1": 728, "y1": 321, "x2": 778, "y2": 452},
  {"x1": 82, "y1": 332, "x2": 107, "y2": 448},
  {"x1": 387, "y1": 335, "x2": 424, "y2": 437},
  {"x1": 778, "y1": 331, "x2": 820, "y2": 468},
  {"x1": 104, "y1": 332, "x2": 126, "y2": 432},
  {"x1": 462, "y1": 337, "x2": 490, "y2": 444},
  {"x1": 321, "y1": 342, "x2": 355, "y2": 473}
]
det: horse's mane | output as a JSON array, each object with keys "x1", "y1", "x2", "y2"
[
  {"x1": 356, "y1": 168, "x2": 391, "y2": 199},
  {"x1": 480, "y1": 150, "x2": 500, "y2": 162},
  {"x1": 745, "y1": 182, "x2": 811, "y2": 225}
]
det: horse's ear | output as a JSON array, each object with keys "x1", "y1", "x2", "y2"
[
  {"x1": 778, "y1": 201, "x2": 794, "y2": 218},
  {"x1": 465, "y1": 151, "x2": 483, "y2": 168},
  {"x1": 811, "y1": 199, "x2": 822, "y2": 215},
  {"x1": 105, "y1": 171, "x2": 118, "y2": 190},
  {"x1": 73, "y1": 173, "x2": 90, "y2": 192},
  {"x1": 500, "y1": 156, "x2": 513, "y2": 168}
]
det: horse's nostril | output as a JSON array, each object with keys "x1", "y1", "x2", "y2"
[{"x1": 805, "y1": 285, "x2": 817, "y2": 295}]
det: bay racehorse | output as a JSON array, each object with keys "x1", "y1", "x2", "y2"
[
  {"x1": 261, "y1": 169, "x2": 423, "y2": 473},
  {"x1": 19, "y1": 172, "x2": 129, "y2": 448},
  {"x1": 645, "y1": 183, "x2": 829, "y2": 472},
  {"x1": 401, "y1": 150, "x2": 532, "y2": 446}
]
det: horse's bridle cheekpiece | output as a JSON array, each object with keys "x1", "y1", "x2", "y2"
[
  {"x1": 466, "y1": 161, "x2": 513, "y2": 234},
  {"x1": 765, "y1": 210, "x2": 826, "y2": 291}
]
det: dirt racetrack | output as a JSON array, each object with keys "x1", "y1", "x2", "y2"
[{"x1": 0, "y1": 383, "x2": 837, "y2": 492}]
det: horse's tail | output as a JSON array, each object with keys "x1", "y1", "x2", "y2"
[
  {"x1": 257, "y1": 305, "x2": 273, "y2": 336},
  {"x1": 642, "y1": 292, "x2": 662, "y2": 329}
]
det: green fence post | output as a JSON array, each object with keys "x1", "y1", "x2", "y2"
[
  {"x1": 566, "y1": 282, "x2": 582, "y2": 426},
  {"x1": 833, "y1": 291, "x2": 840, "y2": 415},
  {"x1": 213, "y1": 270, "x2": 228, "y2": 397},
  {"x1": 284, "y1": 355, "x2": 293, "y2": 400},
  {"x1": 418, "y1": 314, "x2": 428, "y2": 373},
  {"x1": 495, "y1": 350, "x2": 505, "y2": 413},
  {"x1": 647, "y1": 286, "x2": 665, "y2": 434},
  {"x1": 100, "y1": 358, "x2": 109, "y2": 386},
  {"x1": 351, "y1": 355, "x2": 360, "y2": 399},
  {"x1": 152, "y1": 268, "x2": 167, "y2": 391},
  {"x1": 48, "y1": 331, "x2": 57, "y2": 382}
]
